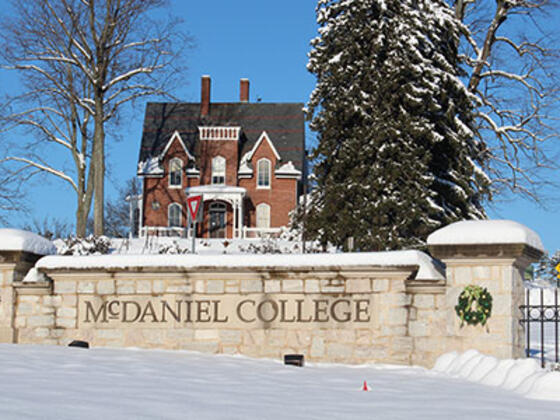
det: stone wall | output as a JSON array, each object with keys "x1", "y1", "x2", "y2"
[
  {"x1": 14, "y1": 265, "x2": 442, "y2": 365},
  {"x1": 0, "y1": 220, "x2": 545, "y2": 368}
]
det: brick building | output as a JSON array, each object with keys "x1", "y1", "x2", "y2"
[{"x1": 136, "y1": 76, "x2": 305, "y2": 239}]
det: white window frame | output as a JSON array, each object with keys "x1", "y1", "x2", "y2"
[
  {"x1": 256, "y1": 203, "x2": 271, "y2": 228},
  {"x1": 257, "y1": 158, "x2": 271, "y2": 189},
  {"x1": 168, "y1": 158, "x2": 183, "y2": 188},
  {"x1": 168, "y1": 203, "x2": 182, "y2": 227},
  {"x1": 212, "y1": 156, "x2": 226, "y2": 185}
]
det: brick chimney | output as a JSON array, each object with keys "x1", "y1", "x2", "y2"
[
  {"x1": 201, "y1": 75, "x2": 211, "y2": 117},
  {"x1": 240, "y1": 78, "x2": 249, "y2": 103}
]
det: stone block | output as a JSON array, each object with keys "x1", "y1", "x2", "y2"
[
  {"x1": 166, "y1": 284, "x2": 192, "y2": 293},
  {"x1": 34, "y1": 328, "x2": 51, "y2": 338},
  {"x1": 304, "y1": 279, "x2": 320, "y2": 293},
  {"x1": 43, "y1": 296, "x2": 62, "y2": 307},
  {"x1": 194, "y1": 280, "x2": 205, "y2": 293},
  {"x1": 14, "y1": 316, "x2": 26, "y2": 328},
  {"x1": 17, "y1": 302, "x2": 33, "y2": 315},
  {"x1": 327, "y1": 343, "x2": 353, "y2": 360},
  {"x1": 224, "y1": 280, "x2": 239, "y2": 293},
  {"x1": 96, "y1": 280, "x2": 114, "y2": 295},
  {"x1": 389, "y1": 293, "x2": 412, "y2": 306},
  {"x1": 19, "y1": 295, "x2": 39, "y2": 303},
  {"x1": 390, "y1": 280, "x2": 406, "y2": 292},
  {"x1": 282, "y1": 279, "x2": 303, "y2": 292},
  {"x1": 240, "y1": 279, "x2": 262, "y2": 293},
  {"x1": 27, "y1": 315, "x2": 54, "y2": 328},
  {"x1": 345, "y1": 279, "x2": 371, "y2": 293},
  {"x1": 57, "y1": 307, "x2": 77, "y2": 319},
  {"x1": 96, "y1": 329, "x2": 123, "y2": 340},
  {"x1": 63, "y1": 295, "x2": 77, "y2": 306},
  {"x1": 414, "y1": 295, "x2": 435, "y2": 309},
  {"x1": 473, "y1": 266, "x2": 491, "y2": 280},
  {"x1": 220, "y1": 330, "x2": 242, "y2": 344},
  {"x1": 194, "y1": 329, "x2": 219, "y2": 341},
  {"x1": 388, "y1": 307, "x2": 408, "y2": 325},
  {"x1": 310, "y1": 336, "x2": 325, "y2": 357},
  {"x1": 206, "y1": 280, "x2": 224, "y2": 294},
  {"x1": 454, "y1": 266, "x2": 472, "y2": 286},
  {"x1": 54, "y1": 281, "x2": 76, "y2": 294},
  {"x1": 116, "y1": 280, "x2": 135, "y2": 294},
  {"x1": 153, "y1": 280, "x2": 166, "y2": 294},
  {"x1": 354, "y1": 346, "x2": 387, "y2": 361},
  {"x1": 264, "y1": 280, "x2": 281, "y2": 293},
  {"x1": 408, "y1": 321, "x2": 428, "y2": 337},
  {"x1": 180, "y1": 342, "x2": 219, "y2": 353},
  {"x1": 40, "y1": 306, "x2": 55, "y2": 315},
  {"x1": 77, "y1": 281, "x2": 95, "y2": 293},
  {"x1": 265, "y1": 330, "x2": 285, "y2": 346},
  {"x1": 320, "y1": 279, "x2": 345, "y2": 293},
  {"x1": 56, "y1": 317, "x2": 76, "y2": 329},
  {"x1": 372, "y1": 279, "x2": 389, "y2": 292},
  {"x1": 136, "y1": 280, "x2": 152, "y2": 294},
  {"x1": 221, "y1": 346, "x2": 239, "y2": 355}
]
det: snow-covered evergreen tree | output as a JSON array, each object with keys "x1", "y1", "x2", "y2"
[{"x1": 305, "y1": 0, "x2": 491, "y2": 251}]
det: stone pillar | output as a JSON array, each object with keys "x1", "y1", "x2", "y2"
[
  {"x1": 428, "y1": 220, "x2": 543, "y2": 360},
  {"x1": 0, "y1": 229, "x2": 55, "y2": 343}
]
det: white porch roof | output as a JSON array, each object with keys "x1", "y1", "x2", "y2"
[{"x1": 185, "y1": 185, "x2": 246, "y2": 203}]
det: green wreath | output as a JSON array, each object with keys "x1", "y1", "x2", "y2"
[{"x1": 455, "y1": 285, "x2": 493, "y2": 327}]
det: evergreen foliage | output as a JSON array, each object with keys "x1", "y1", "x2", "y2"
[{"x1": 305, "y1": 0, "x2": 491, "y2": 250}]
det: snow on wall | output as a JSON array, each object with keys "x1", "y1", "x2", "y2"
[
  {"x1": 0, "y1": 229, "x2": 56, "y2": 256},
  {"x1": 35, "y1": 250, "x2": 445, "y2": 281},
  {"x1": 427, "y1": 220, "x2": 544, "y2": 252},
  {"x1": 433, "y1": 350, "x2": 560, "y2": 401}
]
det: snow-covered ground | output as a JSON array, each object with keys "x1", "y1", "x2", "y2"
[{"x1": 0, "y1": 345, "x2": 558, "y2": 420}]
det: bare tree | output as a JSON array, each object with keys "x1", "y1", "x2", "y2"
[
  {"x1": 0, "y1": 0, "x2": 189, "y2": 235},
  {"x1": 451, "y1": 0, "x2": 559, "y2": 199}
]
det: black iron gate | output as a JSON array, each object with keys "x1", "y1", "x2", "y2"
[{"x1": 519, "y1": 287, "x2": 559, "y2": 368}]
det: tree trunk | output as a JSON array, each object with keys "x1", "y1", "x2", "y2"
[{"x1": 93, "y1": 93, "x2": 105, "y2": 236}]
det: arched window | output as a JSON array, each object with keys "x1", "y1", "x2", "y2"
[
  {"x1": 257, "y1": 158, "x2": 271, "y2": 188},
  {"x1": 169, "y1": 158, "x2": 182, "y2": 188},
  {"x1": 212, "y1": 156, "x2": 226, "y2": 185},
  {"x1": 256, "y1": 203, "x2": 271, "y2": 228},
  {"x1": 168, "y1": 203, "x2": 182, "y2": 227}
]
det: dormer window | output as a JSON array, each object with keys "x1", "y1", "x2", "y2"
[
  {"x1": 169, "y1": 158, "x2": 182, "y2": 188},
  {"x1": 257, "y1": 158, "x2": 271, "y2": 188},
  {"x1": 212, "y1": 156, "x2": 226, "y2": 185}
]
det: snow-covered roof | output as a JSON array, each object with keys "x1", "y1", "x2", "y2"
[
  {"x1": 427, "y1": 220, "x2": 544, "y2": 252},
  {"x1": 0, "y1": 229, "x2": 56, "y2": 256},
  {"x1": 275, "y1": 161, "x2": 302, "y2": 179},
  {"x1": 35, "y1": 250, "x2": 444, "y2": 281}
]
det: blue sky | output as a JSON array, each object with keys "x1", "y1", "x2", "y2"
[{"x1": 1, "y1": 0, "x2": 559, "y2": 253}]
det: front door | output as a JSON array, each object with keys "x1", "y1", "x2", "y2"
[{"x1": 209, "y1": 202, "x2": 226, "y2": 238}]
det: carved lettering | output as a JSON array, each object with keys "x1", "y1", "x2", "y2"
[
  {"x1": 84, "y1": 301, "x2": 108, "y2": 323},
  {"x1": 161, "y1": 300, "x2": 181, "y2": 323},
  {"x1": 123, "y1": 301, "x2": 141, "y2": 323},
  {"x1": 331, "y1": 299, "x2": 351, "y2": 322},
  {"x1": 139, "y1": 301, "x2": 159, "y2": 323},
  {"x1": 196, "y1": 300, "x2": 212, "y2": 322},
  {"x1": 237, "y1": 299, "x2": 256, "y2": 323}
]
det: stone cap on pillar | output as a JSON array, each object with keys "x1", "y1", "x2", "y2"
[
  {"x1": 0, "y1": 229, "x2": 56, "y2": 263},
  {"x1": 427, "y1": 220, "x2": 544, "y2": 262}
]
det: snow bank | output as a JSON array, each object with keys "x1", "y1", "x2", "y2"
[
  {"x1": 433, "y1": 350, "x2": 560, "y2": 401},
  {"x1": 427, "y1": 220, "x2": 544, "y2": 252},
  {"x1": 0, "y1": 229, "x2": 56, "y2": 256},
  {"x1": 36, "y1": 250, "x2": 444, "y2": 281},
  {"x1": 0, "y1": 344, "x2": 558, "y2": 419}
]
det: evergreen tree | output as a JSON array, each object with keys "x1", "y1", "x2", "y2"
[{"x1": 305, "y1": 0, "x2": 490, "y2": 251}]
